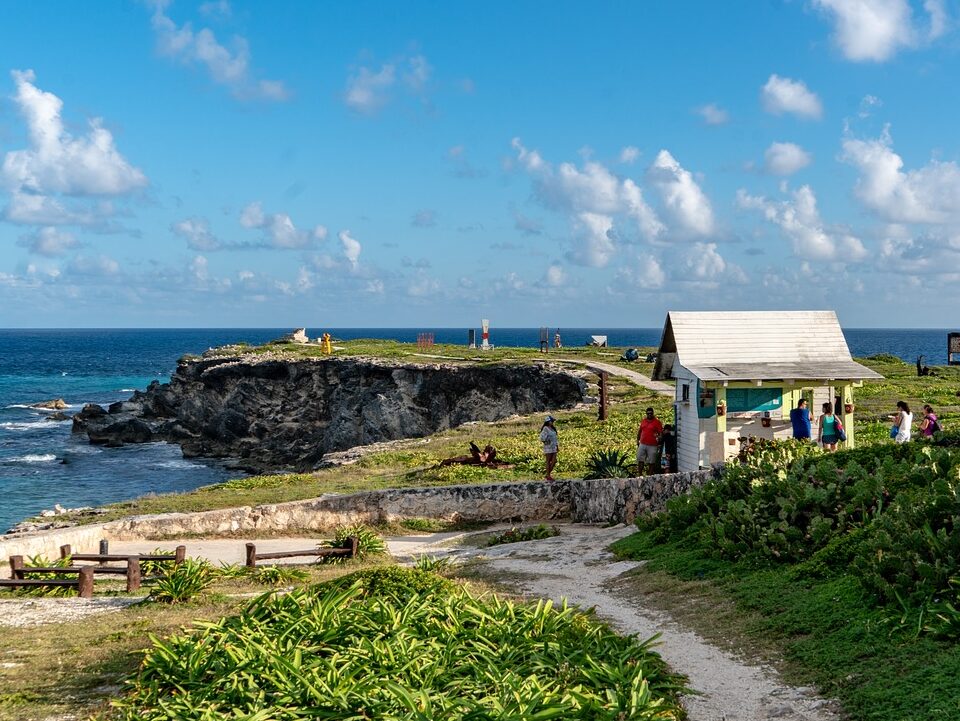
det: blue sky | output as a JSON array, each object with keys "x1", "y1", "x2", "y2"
[{"x1": 1, "y1": 0, "x2": 959, "y2": 328}]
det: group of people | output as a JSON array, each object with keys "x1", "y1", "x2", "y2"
[
  {"x1": 539, "y1": 407, "x2": 676, "y2": 482},
  {"x1": 790, "y1": 397, "x2": 942, "y2": 450}
]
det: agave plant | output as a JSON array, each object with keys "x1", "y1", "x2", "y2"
[
  {"x1": 320, "y1": 523, "x2": 387, "y2": 562},
  {"x1": 148, "y1": 559, "x2": 215, "y2": 604},
  {"x1": 253, "y1": 565, "x2": 311, "y2": 587},
  {"x1": 584, "y1": 448, "x2": 634, "y2": 480}
]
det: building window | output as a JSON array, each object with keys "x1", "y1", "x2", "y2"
[{"x1": 681, "y1": 384, "x2": 690, "y2": 403}]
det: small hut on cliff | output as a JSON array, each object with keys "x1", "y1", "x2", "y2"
[{"x1": 652, "y1": 311, "x2": 882, "y2": 471}]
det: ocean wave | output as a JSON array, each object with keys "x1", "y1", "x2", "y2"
[
  {"x1": 119, "y1": 389, "x2": 136, "y2": 392},
  {"x1": 4, "y1": 453, "x2": 57, "y2": 463},
  {"x1": 0, "y1": 421, "x2": 47, "y2": 432},
  {"x1": 151, "y1": 459, "x2": 197, "y2": 470}
]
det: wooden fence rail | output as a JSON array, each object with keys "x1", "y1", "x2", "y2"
[
  {"x1": 2, "y1": 557, "x2": 95, "y2": 598},
  {"x1": 245, "y1": 537, "x2": 359, "y2": 568}
]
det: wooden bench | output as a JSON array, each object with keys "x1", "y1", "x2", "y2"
[
  {"x1": 245, "y1": 537, "x2": 359, "y2": 569},
  {"x1": 2, "y1": 557, "x2": 95, "y2": 598}
]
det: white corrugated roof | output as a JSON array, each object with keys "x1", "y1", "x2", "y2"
[{"x1": 652, "y1": 310, "x2": 883, "y2": 381}]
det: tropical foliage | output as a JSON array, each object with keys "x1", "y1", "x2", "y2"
[
  {"x1": 110, "y1": 568, "x2": 686, "y2": 720},
  {"x1": 487, "y1": 523, "x2": 560, "y2": 546}
]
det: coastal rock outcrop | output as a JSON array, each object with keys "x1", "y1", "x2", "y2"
[{"x1": 73, "y1": 354, "x2": 586, "y2": 472}]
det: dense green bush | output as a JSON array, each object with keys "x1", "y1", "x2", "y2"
[
  {"x1": 640, "y1": 435, "x2": 960, "y2": 637},
  {"x1": 111, "y1": 568, "x2": 686, "y2": 720},
  {"x1": 320, "y1": 522, "x2": 387, "y2": 562},
  {"x1": 487, "y1": 523, "x2": 560, "y2": 546},
  {"x1": 148, "y1": 559, "x2": 216, "y2": 604}
]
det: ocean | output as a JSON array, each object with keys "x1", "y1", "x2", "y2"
[{"x1": 0, "y1": 327, "x2": 952, "y2": 532}]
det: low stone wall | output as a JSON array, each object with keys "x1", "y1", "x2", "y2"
[
  {"x1": 569, "y1": 468, "x2": 720, "y2": 525},
  {"x1": 0, "y1": 471, "x2": 710, "y2": 560}
]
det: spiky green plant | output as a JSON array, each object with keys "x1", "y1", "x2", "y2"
[
  {"x1": 148, "y1": 559, "x2": 215, "y2": 604},
  {"x1": 111, "y1": 568, "x2": 687, "y2": 720},
  {"x1": 18, "y1": 554, "x2": 74, "y2": 597},
  {"x1": 320, "y1": 522, "x2": 387, "y2": 562},
  {"x1": 413, "y1": 554, "x2": 452, "y2": 573},
  {"x1": 584, "y1": 448, "x2": 634, "y2": 479},
  {"x1": 488, "y1": 523, "x2": 560, "y2": 546},
  {"x1": 253, "y1": 565, "x2": 311, "y2": 587}
]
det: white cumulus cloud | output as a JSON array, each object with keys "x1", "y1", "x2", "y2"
[
  {"x1": 17, "y1": 227, "x2": 79, "y2": 257},
  {"x1": 2, "y1": 70, "x2": 147, "y2": 197},
  {"x1": 696, "y1": 103, "x2": 729, "y2": 125},
  {"x1": 150, "y1": 3, "x2": 288, "y2": 101},
  {"x1": 840, "y1": 126, "x2": 960, "y2": 223},
  {"x1": 738, "y1": 185, "x2": 868, "y2": 262},
  {"x1": 239, "y1": 202, "x2": 327, "y2": 248},
  {"x1": 344, "y1": 54, "x2": 432, "y2": 114},
  {"x1": 646, "y1": 150, "x2": 714, "y2": 236},
  {"x1": 761, "y1": 75, "x2": 823, "y2": 119},
  {"x1": 764, "y1": 142, "x2": 812, "y2": 175},
  {"x1": 172, "y1": 217, "x2": 221, "y2": 251},
  {"x1": 813, "y1": 0, "x2": 948, "y2": 62},
  {"x1": 619, "y1": 146, "x2": 640, "y2": 164},
  {"x1": 339, "y1": 230, "x2": 361, "y2": 269}
]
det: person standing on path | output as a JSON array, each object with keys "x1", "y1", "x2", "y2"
[
  {"x1": 660, "y1": 424, "x2": 678, "y2": 473},
  {"x1": 637, "y1": 407, "x2": 663, "y2": 475},
  {"x1": 789, "y1": 398, "x2": 813, "y2": 441},
  {"x1": 818, "y1": 402, "x2": 839, "y2": 452},
  {"x1": 540, "y1": 415, "x2": 559, "y2": 481},
  {"x1": 893, "y1": 401, "x2": 913, "y2": 444}
]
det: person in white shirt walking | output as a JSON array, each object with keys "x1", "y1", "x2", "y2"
[{"x1": 539, "y1": 415, "x2": 559, "y2": 481}]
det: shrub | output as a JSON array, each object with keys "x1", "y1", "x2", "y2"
[
  {"x1": 584, "y1": 448, "x2": 634, "y2": 479},
  {"x1": 139, "y1": 548, "x2": 176, "y2": 577},
  {"x1": 148, "y1": 559, "x2": 216, "y2": 604},
  {"x1": 18, "y1": 555, "x2": 74, "y2": 597},
  {"x1": 112, "y1": 568, "x2": 687, "y2": 720},
  {"x1": 253, "y1": 565, "x2": 311, "y2": 586},
  {"x1": 488, "y1": 524, "x2": 559, "y2": 546},
  {"x1": 319, "y1": 566, "x2": 456, "y2": 601},
  {"x1": 320, "y1": 523, "x2": 387, "y2": 562},
  {"x1": 413, "y1": 554, "x2": 452, "y2": 573}
]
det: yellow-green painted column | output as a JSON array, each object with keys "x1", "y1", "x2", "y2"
[
  {"x1": 715, "y1": 386, "x2": 727, "y2": 433},
  {"x1": 840, "y1": 384, "x2": 855, "y2": 449},
  {"x1": 782, "y1": 387, "x2": 797, "y2": 420}
]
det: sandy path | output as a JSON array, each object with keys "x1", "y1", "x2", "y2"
[{"x1": 439, "y1": 524, "x2": 839, "y2": 721}]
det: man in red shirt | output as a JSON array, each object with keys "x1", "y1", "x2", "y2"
[{"x1": 637, "y1": 407, "x2": 663, "y2": 475}]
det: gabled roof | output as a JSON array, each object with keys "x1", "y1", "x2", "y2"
[{"x1": 651, "y1": 310, "x2": 883, "y2": 382}]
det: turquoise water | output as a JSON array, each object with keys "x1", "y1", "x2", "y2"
[{"x1": 0, "y1": 327, "x2": 949, "y2": 531}]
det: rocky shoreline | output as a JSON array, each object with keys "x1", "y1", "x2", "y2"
[{"x1": 71, "y1": 352, "x2": 587, "y2": 474}]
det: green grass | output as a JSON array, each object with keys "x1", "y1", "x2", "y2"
[{"x1": 611, "y1": 532, "x2": 960, "y2": 721}]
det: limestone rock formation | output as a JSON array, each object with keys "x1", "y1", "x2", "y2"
[
  {"x1": 31, "y1": 398, "x2": 67, "y2": 410},
  {"x1": 73, "y1": 353, "x2": 586, "y2": 473}
]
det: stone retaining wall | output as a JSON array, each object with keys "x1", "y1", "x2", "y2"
[
  {"x1": 0, "y1": 471, "x2": 711, "y2": 561},
  {"x1": 569, "y1": 468, "x2": 719, "y2": 525}
]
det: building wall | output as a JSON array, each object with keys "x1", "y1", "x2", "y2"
[{"x1": 673, "y1": 366, "x2": 703, "y2": 471}]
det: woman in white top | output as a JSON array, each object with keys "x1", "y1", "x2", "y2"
[
  {"x1": 539, "y1": 415, "x2": 559, "y2": 481},
  {"x1": 894, "y1": 400, "x2": 913, "y2": 444}
]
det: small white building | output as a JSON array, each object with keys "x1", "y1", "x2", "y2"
[{"x1": 652, "y1": 311, "x2": 883, "y2": 471}]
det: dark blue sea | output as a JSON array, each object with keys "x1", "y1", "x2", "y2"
[{"x1": 0, "y1": 327, "x2": 951, "y2": 531}]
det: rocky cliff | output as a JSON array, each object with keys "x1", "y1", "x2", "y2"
[{"x1": 72, "y1": 353, "x2": 587, "y2": 472}]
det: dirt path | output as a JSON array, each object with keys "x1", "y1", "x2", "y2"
[{"x1": 442, "y1": 524, "x2": 839, "y2": 721}]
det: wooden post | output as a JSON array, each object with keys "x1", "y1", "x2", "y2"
[
  {"x1": 59, "y1": 544, "x2": 71, "y2": 559},
  {"x1": 77, "y1": 566, "x2": 94, "y2": 599},
  {"x1": 715, "y1": 386, "x2": 727, "y2": 433},
  {"x1": 348, "y1": 536, "x2": 360, "y2": 559},
  {"x1": 840, "y1": 383, "x2": 855, "y2": 449},
  {"x1": 9, "y1": 555, "x2": 24, "y2": 580},
  {"x1": 245, "y1": 543, "x2": 257, "y2": 568},
  {"x1": 598, "y1": 371, "x2": 608, "y2": 421},
  {"x1": 174, "y1": 545, "x2": 187, "y2": 565},
  {"x1": 98, "y1": 540, "x2": 109, "y2": 566},
  {"x1": 125, "y1": 557, "x2": 141, "y2": 592}
]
